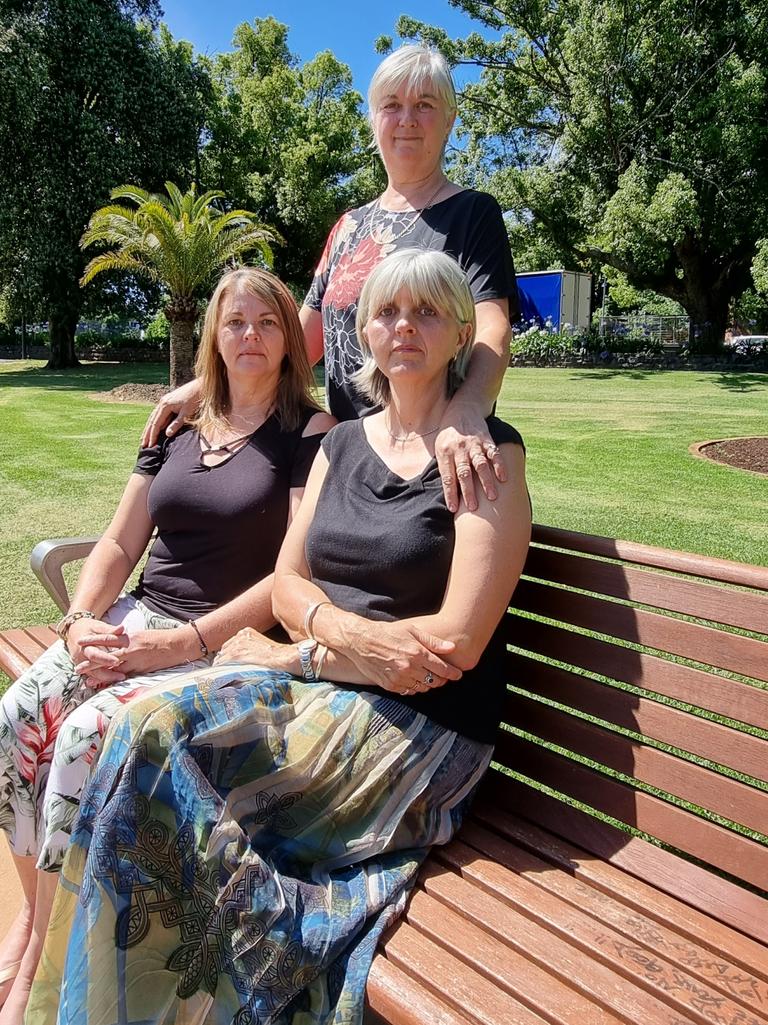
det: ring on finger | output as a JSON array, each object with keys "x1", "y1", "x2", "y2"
[
  {"x1": 471, "y1": 451, "x2": 486, "y2": 467},
  {"x1": 485, "y1": 443, "x2": 499, "y2": 457},
  {"x1": 424, "y1": 671, "x2": 435, "y2": 685}
]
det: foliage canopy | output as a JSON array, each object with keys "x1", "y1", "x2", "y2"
[{"x1": 396, "y1": 0, "x2": 768, "y2": 346}]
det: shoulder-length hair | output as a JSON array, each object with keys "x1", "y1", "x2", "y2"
[
  {"x1": 368, "y1": 44, "x2": 457, "y2": 124},
  {"x1": 193, "y1": 266, "x2": 319, "y2": 433},
  {"x1": 352, "y1": 248, "x2": 476, "y2": 407}
]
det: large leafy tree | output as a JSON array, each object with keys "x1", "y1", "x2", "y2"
[
  {"x1": 396, "y1": 0, "x2": 768, "y2": 347},
  {"x1": 0, "y1": 0, "x2": 207, "y2": 367},
  {"x1": 81, "y1": 183, "x2": 279, "y2": 385},
  {"x1": 200, "y1": 18, "x2": 381, "y2": 291}
]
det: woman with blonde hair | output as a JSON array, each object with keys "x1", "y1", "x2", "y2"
[
  {"x1": 0, "y1": 266, "x2": 333, "y2": 1022},
  {"x1": 29, "y1": 249, "x2": 530, "y2": 1025}
]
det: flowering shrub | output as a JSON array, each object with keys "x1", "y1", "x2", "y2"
[{"x1": 510, "y1": 322, "x2": 578, "y2": 361}]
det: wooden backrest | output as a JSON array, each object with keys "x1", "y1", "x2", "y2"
[{"x1": 489, "y1": 524, "x2": 768, "y2": 941}]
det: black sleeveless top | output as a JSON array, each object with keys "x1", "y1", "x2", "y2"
[
  {"x1": 305, "y1": 416, "x2": 525, "y2": 742},
  {"x1": 132, "y1": 408, "x2": 323, "y2": 622}
]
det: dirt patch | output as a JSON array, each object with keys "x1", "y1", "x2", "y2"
[
  {"x1": 94, "y1": 383, "x2": 170, "y2": 404},
  {"x1": 691, "y1": 437, "x2": 768, "y2": 475}
]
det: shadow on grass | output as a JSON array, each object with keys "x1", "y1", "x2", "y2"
[
  {"x1": 0, "y1": 361, "x2": 168, "y2": 393},
  {"x1": 713, "y1": 373, "x2": 768, "y2": 393},
  {"x1": 569, "y1": 369, "x2": 656, "y2": 381}
]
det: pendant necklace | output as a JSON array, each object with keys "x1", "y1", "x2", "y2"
[{"x1": 367, "y1": 180, "x2": 446, "y2": 246}]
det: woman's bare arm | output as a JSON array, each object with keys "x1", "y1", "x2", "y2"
[
  {"x1": 270, "y1": 449, "x2": 463, "y2": 692},
  {"x1": 435, "y1": 297, "x2": 512, "y2": 513}
]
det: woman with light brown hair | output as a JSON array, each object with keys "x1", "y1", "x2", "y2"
[
  {"x1": 29, "y1": 249, "x2": 530, "y2": 1025},
  {"x1": 0, "y1": 266, "x2": 333, "y2": 1022}
]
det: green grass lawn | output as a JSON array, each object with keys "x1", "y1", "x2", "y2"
[{"x1": 1, "y1": 359, "x2": 766, "y2": 638}]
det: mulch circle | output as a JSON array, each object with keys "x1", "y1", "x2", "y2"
[
  {"x1": 93, "y1": 383, "x2": 171, "y2": 404},
  {"x1": 690, "y1": 437, "x2": 768, "y2": 476}
]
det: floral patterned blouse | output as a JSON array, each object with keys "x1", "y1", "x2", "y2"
[{"x1": 304, "y1": 189, "x2": 519, "y2": 422}]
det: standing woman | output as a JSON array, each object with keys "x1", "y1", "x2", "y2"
[
  {"x1": 0, "y1": 267, "x2": 333, "y2": 1023},
  {"x1": 145, "y1": 45, "x2": 519, "y2": 514},
  {"x1": 27, "y1": 250, "x2": 530, "y2": 1025}
]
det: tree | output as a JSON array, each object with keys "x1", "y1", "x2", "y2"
[
  {"x1": 0, "y1": 0, "x2": 208, "y2": 367},
  {"x1": 81, "y1": 182, "x2": 279, "y2": 385},
  {"x1": 395, "y1": 0, "x2": 768, "y2": 348},
  {"x1": 200, "y1": 18, "x2": 380, "y2": 291}
]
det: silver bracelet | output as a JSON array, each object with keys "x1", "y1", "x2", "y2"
[
  {"x1": 303, "y1": 600, "x2": 332, "y2": 642},
  {"x1": 314, "y1": 644, "x2": 328, "y2": 678}
]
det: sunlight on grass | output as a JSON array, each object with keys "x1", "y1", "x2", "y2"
[{"x1": 0, "y1": 360, "x2": 766, "y2": 632}]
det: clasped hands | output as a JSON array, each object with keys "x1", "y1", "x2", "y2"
[{"x1": 66, "y1": 618, "x2": 190, "y2": 688}]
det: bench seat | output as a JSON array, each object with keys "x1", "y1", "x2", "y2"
[
  {"x1": 368, "y1": 788, "x2": 768, "y2": 1025},
  {"x1": 1, "y1": 526, "x2": 766, "y2": 1025}
]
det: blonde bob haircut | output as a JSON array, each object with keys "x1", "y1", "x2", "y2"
[
  {"x1": 368, "y1": 44, "x2": 457, "y2": 126},
  {"x1": 193, "y1": 266, "x2": 319, "y2": 433},
  {"x1": 353, "y1": 248, "x2": 476, "y2": 407}
]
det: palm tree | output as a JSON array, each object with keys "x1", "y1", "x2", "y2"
[{"x1": 80, "y1": 182, "x2": 280, "y2": 385}]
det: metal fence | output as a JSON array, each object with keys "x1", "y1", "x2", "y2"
[{"x1": 599, "y1": 314, "x2": 689, "y2": 346}]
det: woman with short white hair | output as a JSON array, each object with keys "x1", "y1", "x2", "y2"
[
  {"x1": 146, "y1": 45, "x2": 519, "y2": 514},
  {"x1": 29, "y1": 249, "x2": 530, "y2": 1025}
]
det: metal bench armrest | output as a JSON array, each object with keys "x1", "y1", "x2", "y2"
[{"x1": 30, "y1": 537, "x2": 100, "y2": 614}]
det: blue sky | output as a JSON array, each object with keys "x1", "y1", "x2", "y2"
[{"x1": 158, "y1": 1, "x2": 491, "y2": 95}]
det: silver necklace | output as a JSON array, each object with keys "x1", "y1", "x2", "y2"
[
  {"x1": 384, "y1": 419, "x2": 441, "y2": 444},
  {"x1": 367, "y1": 181, "x2": 446, "y2": 246}
]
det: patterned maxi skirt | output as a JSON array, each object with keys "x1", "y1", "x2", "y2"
[{"x1": 26, "y1": 664, "x2": 492, "y2": 1025}]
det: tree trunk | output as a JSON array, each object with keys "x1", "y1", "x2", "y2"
[
  {"x1": 46, "y1": 307, "x2": 80, "y2": 369},
  {"x1": 676, "y1": 240, "x2": 745, "y2": 354},
  {"x1": 168, "y1": 318, "x2": 196, "y2": 387},
  {"x1": 682, "y1": 290, "x2": 730, "y2": 354}
]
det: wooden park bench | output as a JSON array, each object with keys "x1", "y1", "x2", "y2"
[{"x1": 1, "y1": 525, "x2": 767, "y2": 1025}]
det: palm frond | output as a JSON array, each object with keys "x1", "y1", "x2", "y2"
[{"x1": 80, "y1": 251, "x2": 161, "y2": 287}]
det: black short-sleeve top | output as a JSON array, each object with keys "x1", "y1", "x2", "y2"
[
  {"x1": 305, "y1": 189, "x2": 519, "y2": 422},
  {"x1": 305, "y1": 416, "x2": 525, "y2": 742},
  {"x1": 131, "y1": 408, "x2": 323, "y2": 622}
]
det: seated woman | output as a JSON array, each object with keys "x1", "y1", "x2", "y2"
[
  {"x1": 27, "y1": 249, "x2": 530, "y2": 1025},
  {"x1": 0, "y1": 267, "x2": 333, "y2": 1022}
]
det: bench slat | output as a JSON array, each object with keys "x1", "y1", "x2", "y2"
[
  {"x1": 511, "y1": 581, "x2": 768, "y2": 682},
  {"x1": 504, "y1": 619, "x2": 768, "y2": 729},
  {"x1": 479, "y1": 772, "x2": 768, "y2": 944},
  {"x1": 531, "y1": 526, "x2": 768, "y2": 592},
  {"x1": 405, "y1": 886, "x2": 627, "y2": 1025},
  {"x1": 454, "y1": 822, "x2": 768, "y2": 1013},
  {"x1": 505, "y1": 653, "x2": 768, "y2": 780},
  {"x1": 468, "y1": 803, "x2": 768, "y2": 978},
  {"x1": 523, "y1": 546, "x2": 768, "y2": 634},
  {"x1": 0, "y1": 628, "x2": 51, "y2": 679},
  {"x1": 367, "y1": 957, "x2": 475, "y2": 1025},
  {"x1": 380, "y1": 921, "x2": 551, "y2": 1025},
  {"x1": 493, "y1": 733, "x2": 768, "y2": 889},
  {"x1": 24, "y1": 625, "x2": 57, "y2": 650},
  {"x1": 507, "y1": 692, "x2": 768, "y2": 832},
  {"x1": 419, "y1": 864, "x2": 715, "y2": 1025}
]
